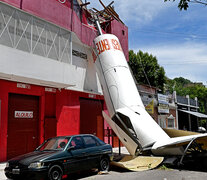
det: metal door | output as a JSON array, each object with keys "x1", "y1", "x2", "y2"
[{"x1": 7, "y1": 94, "x2": 39, "y2": 160}]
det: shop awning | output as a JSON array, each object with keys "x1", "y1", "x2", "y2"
[{"x1": 179, "y1": 109, "x2": 207, "y2": 118}]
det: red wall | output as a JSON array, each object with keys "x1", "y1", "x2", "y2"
[
  {"x1": 110, "y1": 20, "x2": 129, "y2": 60},
  {"x1": 0, "y1": 80, "x2": 45, "y2": 161},
  {"x1": 57, "y1": 106, "x2": 80, "y2": 136},
  {"x1": 0, "y1": 0, "x2": 128, "y2": 161},
  {"x1": 56, "y1": 89, "x2": 104, "y2": 135},
  {"x1": 22, "y1": 0, "x2": 72, "y2": 31},
  {"x1": 56, "y1": 90, "x2": 80, "y2": 136},
  {"x1": 1, "y1": 0, "x2": 129, "y2": 57},
  {"x1": 0, "y1": 0, "x2": 21, "y2": 8},
  {"x1": 0, "y1": 79, "x2": 104, "y2": 161},
  {"x1": 21, "y1": 0, "x2": 96, "y2": 47}
]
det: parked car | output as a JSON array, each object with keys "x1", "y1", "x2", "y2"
[{"x1": 5, "y1": 134, "x2": 113, "y2": 180}]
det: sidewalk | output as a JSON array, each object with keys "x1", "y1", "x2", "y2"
[
  {"x1": 0, "y1": 162, "x2": 7, "y2": 180},
  {"x1": 112, "y1": 146, "x2": 130, "y2": 161},
  {"x1": 113, "y1": 146, "x2": 129, "y2": 155}
]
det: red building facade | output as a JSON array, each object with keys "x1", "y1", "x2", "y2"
[{"x1": 0, "y1": 0, "x2": 128, "y2": 161}]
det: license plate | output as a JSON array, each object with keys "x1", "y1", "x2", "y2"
[{"x1": 12, "y1": 169, "x2": 20, "y2": 174}]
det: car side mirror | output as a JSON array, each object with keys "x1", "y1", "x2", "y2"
[{"x1": 67, "y1": 146, "x2": 75, "y2": 152}]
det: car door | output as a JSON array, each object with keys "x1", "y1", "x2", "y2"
[
  {"x1": 82, "y1": 136, "x2": 102, "y2": 168},
  {"x1": 65, "y1": 136, "x2": 87, "y2": 173}
]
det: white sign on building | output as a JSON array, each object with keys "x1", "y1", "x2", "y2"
[
  {"x1": 158, "y1": 94, "x2": 169, "y2": 114},
  {"x1": 15, "y1": 111, "x2": 33, "y2": 118}
]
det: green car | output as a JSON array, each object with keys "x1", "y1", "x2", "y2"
[{"x1": 5, "y1": 134, "x2": 113, "y2": 180}]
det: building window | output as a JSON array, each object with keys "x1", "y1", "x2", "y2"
[
  {"x1": 158, "y1": 115, "x2": 167, "y2": 128},
  {"x1": 167, "y1": 114, "x2": 175, "y2": 128}
]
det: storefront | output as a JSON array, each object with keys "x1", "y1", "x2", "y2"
[
  {"x1": 0, "y1": 0, "x2": 129, "y2": 161},
  {"x1": 175, "y1": 93, "x2": 207, "y2": 132},
  {"x1": 0, "y1": 79, "x2": 105, "y2": 161},
  {"x1": 157, "y1": 93, "x2": 177, "y2": 129}
]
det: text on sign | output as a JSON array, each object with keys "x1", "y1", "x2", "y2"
[
  {"x1": 15, "y1": 111, "x2": 33, "y2": 118},
  {"x1": 96, "y1": 39, "x2": 122, "y2": 55}
]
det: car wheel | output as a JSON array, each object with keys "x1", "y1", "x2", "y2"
[
  {"x1": 99, "y1": 157, "x2": 109, "y2": 172},
  {"x1": 48, "y1": 165, "x2": 63, "y2": 180}
]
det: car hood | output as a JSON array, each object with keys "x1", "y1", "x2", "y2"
[{"x1": 8, "y1": 151, "x2": 61, "y2": 166}]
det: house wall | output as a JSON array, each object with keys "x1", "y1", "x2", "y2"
[
  {"x1": 0, "y1": 0, "x2": 130, "y2": 160},
  {"x1": 0, "y1": 0, "x2": 129, "y2": 58},
  {"x1": 0, "y1": 79, "x2": 104, "y2": 161}
]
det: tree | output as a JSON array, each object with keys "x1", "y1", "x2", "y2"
[
  {"x1": 165, "y1": 77, "x2": 207, "y2": 113},
  {"x1": 187, "y1": 84, "x2": 207, "y2": 113},
  {"x1": 164, "y1": 0, "x2": 207, "y2": 10},
  {"x1": 128, "y1": 50, "x2": 166, "y2": 92},
  {"x1": 165, "y1": 77, "x2": 192, "y2": 94}
]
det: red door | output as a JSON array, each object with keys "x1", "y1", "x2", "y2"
[
  {"x1": 7, "y1": 94, "x2": 39, "y2": 160},
  {"x1": 80, "y1": 98, "x2": 104, "y2": 140}
]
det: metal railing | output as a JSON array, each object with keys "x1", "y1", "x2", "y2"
[
  {"x1": 0, "y1": 2, "x2": 72, "y2": 63},
  {"x1": 177, "y1": 95, "x2": 198, "y2": 107}
]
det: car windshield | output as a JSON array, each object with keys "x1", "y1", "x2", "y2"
[{"x1": 37, "y1": 137, "x2": 71, "y2": 151}]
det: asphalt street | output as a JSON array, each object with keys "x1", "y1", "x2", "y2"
[
  {"x1": 1, "y1": 148, "x2": 207, "y2": 180},
  {"x1": 1, "y1": 162, "x2": 207, "y2": 180},
  {"x1": 80, "y1": 169, "x2": 207, "y2": 180}
]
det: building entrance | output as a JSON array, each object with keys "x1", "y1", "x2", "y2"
[{"x1": 7, "y1": 94, "x2": 39, "y2": 159}]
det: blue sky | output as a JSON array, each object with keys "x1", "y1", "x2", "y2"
[{"x1": 88, "y1": 0, "x2": 207, "y2": 85}]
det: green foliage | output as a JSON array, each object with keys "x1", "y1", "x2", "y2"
[
  {"x1": 187, "y1": 85, "x2": 207, "y2": 113},
  {"x1": 128, "y1": 50, "x2": 166, "y2": 92},
  {"x1": 164, "y1": 0, "x2": 207, "y2": 10},
  {"x1": 129, "y1": 49, "x2": 207, "y2": 114},
  {"x1": 165, "y1": 77, "x2": 207, "y2": 113},
  {"x1": 164, "y1": 0, "x2": 190, "y2": 10},
  {"x1": 174, "y1": 77, "x2": 191, "y2": 85},
  {"x1": 165, "y1": 77, "x2": 192, "y2": 95},
  {"x1": 159, "y1": 164, "x2": 171, "y2": 170}
]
